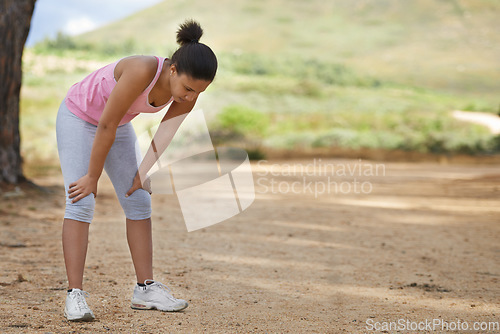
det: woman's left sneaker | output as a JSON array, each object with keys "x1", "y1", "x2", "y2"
[{"x1": 131, "y1": 279, "x2": 188, "y2": 312}]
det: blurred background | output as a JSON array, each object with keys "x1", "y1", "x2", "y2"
[{"x1": 21, "y1": 0, "x2": 500, "y2": 177}]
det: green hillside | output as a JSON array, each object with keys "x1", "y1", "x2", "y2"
[
  {"x1": 78, "y1": 0, "x2": 500, "y2": 97},
  {"x1": 22, "y1": 0, "x2": 500, "y2": 170}
]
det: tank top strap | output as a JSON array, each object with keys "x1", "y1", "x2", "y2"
[{"x1": 144, "y1": 56, "x2": 165, "y2": 93}]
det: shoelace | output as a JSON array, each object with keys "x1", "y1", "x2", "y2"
[
  {"x1": 143, "y1": 279, "x2": 171, "y2": 293},
  {"x1": 70, "y1": 290, "x2": 90, "y2": 311},
  {"x1": 143, "y1": 279, "x2": 177, "y2": 301}
]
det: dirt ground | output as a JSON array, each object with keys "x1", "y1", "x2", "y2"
[{"x1": 0, "y1": 158, "x2": 499, "y2": 333}]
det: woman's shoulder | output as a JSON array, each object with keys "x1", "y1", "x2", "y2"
[{"x1": 114, "y1": 55, "x2": 158, "y2": 81}]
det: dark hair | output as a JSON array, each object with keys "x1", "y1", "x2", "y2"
[{"x1": 170, "y1": 20, "x2": 218, "y2": 82}]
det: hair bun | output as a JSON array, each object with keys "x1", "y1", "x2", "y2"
[
  {"x1": 176, "y1": 19, "x2": 204, "y2": 46},
  {"x1": 170, "y1": 19, "x2": 217, "y2": 81}
]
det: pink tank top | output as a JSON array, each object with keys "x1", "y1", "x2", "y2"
[{"x1": 65, "y1": 56, "x2": 172, "y2": 126}]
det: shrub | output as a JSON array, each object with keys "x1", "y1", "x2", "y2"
[{"x1": 214, "y1": 105, "x2": 270, "y2": 138}]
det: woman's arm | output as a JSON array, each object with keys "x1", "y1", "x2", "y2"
[
  {"x1": 126, "y1": 98, "x2": 197, "y2": 197},
  {"x1": 68, "y1": 57, "x2": 157, "y2": 203}
]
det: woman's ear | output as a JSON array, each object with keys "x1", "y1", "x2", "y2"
[{"x1": 170, "y1": 64, "x2": 177, "y2": 76}]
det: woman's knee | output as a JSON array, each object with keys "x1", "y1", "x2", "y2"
[
  {"x1": 64, "y1": 194, "x2": 95, "y2": 223},
  {"x1": 121, "y1": 189, "x2": 151, "y2": 220}
]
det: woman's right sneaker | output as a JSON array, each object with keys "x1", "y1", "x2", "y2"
[{"x1": 64, "y1": 288, "x2": 95, "y2": 321}]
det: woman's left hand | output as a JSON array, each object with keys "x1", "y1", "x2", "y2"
[{"x1": 126, "y1": 172, "x2": 151, "y2": 197}]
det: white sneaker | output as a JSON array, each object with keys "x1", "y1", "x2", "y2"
[
  {"x1": 64, "y1": 288, "x2": 95, "y2": 321},
  {"x1": 131, "y1": 279, "x2": 188, "y2": 312}
]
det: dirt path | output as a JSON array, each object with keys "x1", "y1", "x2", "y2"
[
  {"x1": 452, "y1": 110, "x2": 500, "y2": 135},
  {"x1": 1, "y1": 159, "x2": 499, "y2": 333}
]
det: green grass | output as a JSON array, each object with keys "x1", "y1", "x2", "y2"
[{"x1": 19, "y1": 0, "x2": 500, "y2": 170}]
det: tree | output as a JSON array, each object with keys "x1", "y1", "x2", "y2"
[{"x1": 0, "y1": 0, "x2": 37, "y2": 184}]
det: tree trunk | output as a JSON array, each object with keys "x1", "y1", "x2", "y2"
[{"x1": 0, "y1": 0, "x2": 36, "y2": 184}]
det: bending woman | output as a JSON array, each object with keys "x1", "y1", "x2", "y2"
[{"x1": 56, "y1": 20, "x2": 217, "y2": 321}]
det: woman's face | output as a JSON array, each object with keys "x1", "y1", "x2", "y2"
[{"x1": 169, "y1": 65, "x2": 211, "y2": 103}]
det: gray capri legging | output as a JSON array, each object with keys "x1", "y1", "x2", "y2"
[{"x1": 56, "y1": 100, "x2": 151, "y2": 223}]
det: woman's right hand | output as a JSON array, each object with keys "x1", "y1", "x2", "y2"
[{"x1": 68, "y1": 174, "x2": 98, "y2": 203}]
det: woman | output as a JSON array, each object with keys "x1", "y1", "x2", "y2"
[{"x1": 56, "y1": 20, "x2": 217, "y2": 321}]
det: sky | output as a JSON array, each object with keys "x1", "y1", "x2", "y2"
[{"x1": 26, "y1": 0, "x2": 163, "y2": 46}]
